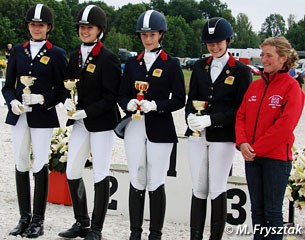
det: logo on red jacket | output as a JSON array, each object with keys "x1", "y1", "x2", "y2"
[{"x1": 268, "y1": 95, "x2": 283, "y2": 108}]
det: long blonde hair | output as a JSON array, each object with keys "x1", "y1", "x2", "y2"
[{"x1": 260, "y1": 36, "x2": 299, "y2": 69}]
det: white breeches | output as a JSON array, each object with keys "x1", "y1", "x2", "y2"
[
  {"x1": 66, "y1": 120, "x2": 114, "y2": 183},
  {"x1": 12, "y1": 114, "x2": 53, "y2": 173},
  {"x1": 188, "y1": 131, "x2": 235, "y2": 200},
  {"x1": 124, "y1": 118, "x2": 173, "y2": 192}
]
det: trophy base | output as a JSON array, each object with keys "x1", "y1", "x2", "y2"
[{"x1": 132, "y1": 113, "x2": 143, "y2": 120}]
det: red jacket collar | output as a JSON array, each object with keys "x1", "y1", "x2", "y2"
[
  {"x1": 136, "y1": 50, "x2": 168, "y2": 61},
  {"x1": 136, "y1": 51, "x2": 145, "y2": 60},
  {"x1": 78, "y1": 40, "x2": 103, "y2": 56},
  {"x1": 206, "y1": 52, "x2": 236, "y2": 67},
  {"x1": 23, "y1": 40, "x2": 53, "y2": 49},
  {"x1": 227, "y1": 53, "x2": 236, "y2": 67},
  {"x1": 91, "y1": 40, "x2": 103, "y2": 56},
  {"x1": 261, "y1": 67, "x2": 289, "y2": 84}
]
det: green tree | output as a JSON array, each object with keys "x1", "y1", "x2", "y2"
[
  {"x1": 198, "y1": 0, "x2": 234, "y2": 22},
  {"x1": 285, "y1": 17, "x2": 305, "y2": 51},
  {"x1": 260, "y1": 13, "x2": 286, "y2": 38},
  {"x1": 231, "y1": 13, "x2": 260, "y2": 48},
  {"x1": 0, "y1": 0, "x2": 78, "y2": 53},
  {"x1": 0, "y1": 15, "x2": 16, "y2": 49},
  {"x1": 87, "y1": 1, "x2": 117, "y2": 34},
  {"x1": 103, "y1": 27, "x2": 133, "y2": 55},
  {"x1": 287, "y1": 14, "x2": 297, "y2": 29},
  {"x1": 0, "y1": 0, "x2": 35, "y2": 44},
  {"x1": 46, "y1": 0, "x2": 79, "y2": 53},
  {"x1": 164, "y1": 15, "x2": 188, "y2": 57},
  {"x1": 113, "y1": 3, "x2": 147, "y2": 52},
  {"x1": 114, "y1": 3, "x2": 147, "y2": 35},
  {"x1": 186, "y1": 19, "x2": 205, "y2": 57},
  {"x1": 167, "y1": 0, "x2": 201, "y2": 24},
  {"x1": 66, "y1": 0, "x2": 78, "y2": 10},
  {"x1": 150, "y1": 0, "x2": 168, "y2": 14},
  {"x1": 197, "y1": 0, "x2": 236, "y2": 35}
]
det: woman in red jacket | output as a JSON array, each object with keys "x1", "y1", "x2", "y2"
[{"x1": 236, "y1": 36, "x2": 304, "y2": 240}]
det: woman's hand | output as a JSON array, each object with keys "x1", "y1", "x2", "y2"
[
  {"x1": 22, "y1": 94, "x2": 44, "y2": 105},
  {"x1": 127, "y1": 99, "x2": 140, "y2": 112},
  {"x1": 141, "y1": 100, "x2": 157, "y2": 113},
  {"x1": 239, "y1": 143, "x2": 256, "y2": 161},
  {"x1": 187, "y1": 114, "x2": 211, "y2": 132},
  {"x1": 69, "y1": 110, "x2": 87, "y2": 120},
  {"x1": 64, "y1": 98, "x2": 76, "y2": 111},
  {"x1": 10, "y1": 99, "x2": 24, "y2": 115}
]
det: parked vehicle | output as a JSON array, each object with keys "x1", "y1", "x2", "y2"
[
  {"x1": 118, "y1": 48, "x2": 137, "y2": 63},
  {"x1": 247, "y1": 64, "x2": 260, "y2": 75},
  {"x1": 228, "y1": 48, "x2": 261, "y2": 65},
  {"x1": 185, "y1": 58, "x2": 200, "y2": 70},
  {"x1": 296, "y1": 59, "x2": 305, "y2": 73}
]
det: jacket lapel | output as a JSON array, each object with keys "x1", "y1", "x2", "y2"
[
  {"x1": 23, "y1": 40, "x2": 53, "y2": 62},
  {"x1": 136, "y1": 51, "x2": 149, "y2": 73},
  {"x1": 82, "y1": 40, "x2": 103, "y2": 71},
  {"x1": 213, "y1": 53, "x2": 237, "y2": 85}
]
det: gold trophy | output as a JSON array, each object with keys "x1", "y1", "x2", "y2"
[
  {"x1": 64, "y1": 78, "x2": 80, "y2": 116},
  {"x1": 20, "y1": 76, "x2": 37, "y2": 112},
  {"x1": 191, "y1": 100, "x2": 208, "y2": 137},
  {"x1": 132, "y1": 81, "x2": 149, "y2": 120}
]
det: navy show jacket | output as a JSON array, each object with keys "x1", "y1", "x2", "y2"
[
  {"x1": 2, "y1": 40, "x2": 67, "y2": 128},
  {"x1": 64, "y1": 40, "x2": 122, "y2": 132},
  {"x1": 185, "y1": 54, "x2": 252, "y2": 142},
  {"x1": 119, "y1": 50, "x2": 186, "y2": 143}
]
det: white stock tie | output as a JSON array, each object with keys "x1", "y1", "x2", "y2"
[
  {"x1": 144, "y1": 52, "x2": 157, "y2": 71},
  {"x1": 210, "y1": 61, "x2": 223, "y2": 83}
]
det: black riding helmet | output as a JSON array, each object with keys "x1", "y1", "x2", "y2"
[
  {"x1": 25, "y1": 4, "x2": 53, "y2": 33},
  {"x1": 136, "y1": 10, "x2": 167, "y2": 44},
  {"x1": 76, "y1": 5, "x2": 106, "y2": 37},
  {"x1": 136, "y1": 10, "x2": 167, "y2": 33},
  {"x1": 201, "y1": 17, "x2": 233, "y2": 43}
]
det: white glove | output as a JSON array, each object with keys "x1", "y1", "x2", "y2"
[
  {"x1": 141, "y1": 100, "x2": 157, "y2": 113},
  {"x1": 187, "y1": 113, "x2": 197, "y2": 132},
  {"x1": 10, "y1": 99, "x2": 24, "y2": 115},
  {"x1": 127, "y1": 99, "x2": 140, "y2": 112},
  {"x1": 64, "y1": 98, "x2": 76, "y2": 112},
  {"x1": 22, "y1": 94, "x2": 44, "y2": 105},
  {"x1": 69, "y1": 110, "x2": 87, "y2": 120},
  {"x1": 188, "y1": 114, "x2": 211, "y2": 132}
]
